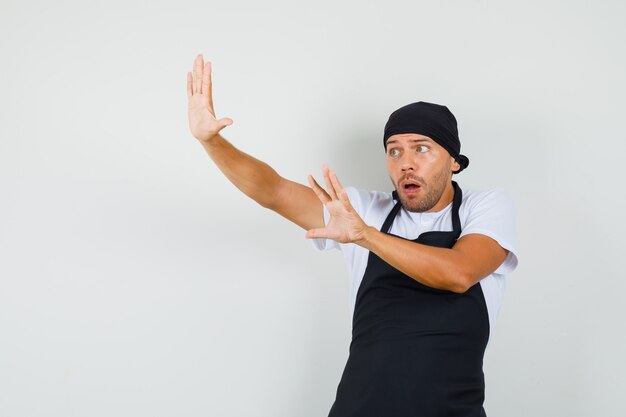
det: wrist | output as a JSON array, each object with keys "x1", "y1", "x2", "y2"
[
  {"x1": 197, "y1": 133, "x2": 226, "y2": 152},
  {"x1": 355, "y1": 225, "x2": 376, "y2": 248}
]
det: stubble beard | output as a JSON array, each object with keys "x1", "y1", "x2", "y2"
[{"x1": 394, "y1": 167, "x2": 450, "y2": 213}]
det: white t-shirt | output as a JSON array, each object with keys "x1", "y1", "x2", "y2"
[{"x1": 311, "y1": 185, "x2": 518, "y2": 344}]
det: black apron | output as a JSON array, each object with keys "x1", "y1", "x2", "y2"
[{"x1": 328, "y1": 181, "x2": 490, "y2": 417}]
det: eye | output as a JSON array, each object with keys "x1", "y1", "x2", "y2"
[
  {"x1": 389, "y1": 148, "x2": 400, "y2": 157},
  {"x1": 417, "y1": 145, "x2": 429, "y2": 153}
]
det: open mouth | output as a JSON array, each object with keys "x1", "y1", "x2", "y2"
[{"x1": 402, "y1": 180, "x2": 422, "y2": 193}]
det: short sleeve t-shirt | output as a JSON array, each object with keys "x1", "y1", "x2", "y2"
[{"x1": 311, "y1": 184, "x2": 518, "y2": 343}]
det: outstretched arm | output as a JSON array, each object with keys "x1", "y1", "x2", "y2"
[
  {"x1": 305, "y1": 166, "x2": 508, "y2": 293},
  {"x1": 187, "y1": 54, "x2": 324, "y2": 231}
]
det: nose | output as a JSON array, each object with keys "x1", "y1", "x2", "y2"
[{"x1": 400, "y1": 153, "x2": 416, "y2": 172}]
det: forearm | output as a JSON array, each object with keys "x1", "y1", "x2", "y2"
[
  {"x1": 198, "y1": 134, "x2": 282, "y2": 208},
  {"x1": 357, "y1": 226, "x2": 468, "y2": 293}
]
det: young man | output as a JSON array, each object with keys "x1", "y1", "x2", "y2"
[{"x1": 187, "y1": 54, "x2": 518, "y2": 416}]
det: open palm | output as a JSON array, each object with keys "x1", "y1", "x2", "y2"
[
  {"x1": 187, "y1": 54, "x2": 233, "y2": 142},
  {"x1": 305, "y1": 165, "x2": 368, "y2": 244}
]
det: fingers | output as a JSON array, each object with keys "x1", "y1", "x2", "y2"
[
  {"x1": 190, "y1": 55, "x2": 217, "y2": 114},
  {"x1": 312, "y1": 165, "x2": 348, "y2": 204},
  {"x1": 339, "y1": 188, "x2": 352, "y2": 208},
  {"x1": 203, "y1": 61, "x2": 216, "y2": 115},
  {"x1": 308, "y1": 175, "x2": 332, "y2": 204},
  {"x1": 202, "y1": 61, "x2": 210, "y2": 95},
  {"x1": 328, "y1": 169, "x2": 345, "y2": 196},
  {"x1": 193, "y1": 54, "x2": 203, "y2": 94},
  {"x1": 328, "y1": 170, "x2": 352, "y2": 210},
  {"x1": 205, "y1": 62, "x2": 215, "y2": 112},
  {"x1": 186, "y1": 72, "x2": 193, "y2": 98},
  {"x1": 323, "y1": 165, "x2": 339, "y2": 200}
]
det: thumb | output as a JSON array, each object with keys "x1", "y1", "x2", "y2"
[
  {"x1": 305, "y1": 228, "x2": 329, "y2": 239},
  {"x1": 216, "y1": 118, "x2": 233, "y2": 132}
]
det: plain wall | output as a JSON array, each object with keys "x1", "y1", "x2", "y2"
[{"x1": 1, "y1": 0, "x2": 624, "y2": 416}]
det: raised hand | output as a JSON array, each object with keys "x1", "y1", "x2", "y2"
[
  {"x1": 305, "y1": 165, "x2": 369, "y2": 244},
  {"x1": 187, "y1": 54, "x2": 233, "y2": 142}
]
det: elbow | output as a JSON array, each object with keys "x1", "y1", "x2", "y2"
[
  {"x1": 252, "y1": 187, "x2": 281, "y2": 210},
  {"x1": 258, "y1": 198, "x2": 274, "y2": 210},
  {"x1": 449, "y1": 271, "x2": 472, "y2": 294},
  {"x1": 450, "y1": 280, "x2": 470, "y2": 294},
  {"x1": 258, "y1": 178, "x2": 286, "y2": 210},
  {"x1": 450, "y1": 268, "x2": 489, "y2": 294},
  {"x1": 259, "y1": 192, "x2": 284, "y2": 211}
]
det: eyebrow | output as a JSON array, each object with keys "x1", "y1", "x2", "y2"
[{"x1": 386, "y1": 139, "x2": 432, "y2": 145}]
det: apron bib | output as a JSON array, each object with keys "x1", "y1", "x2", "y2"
[{"x1": 328, "y1": 181, "x2": 490, "y2": 417}]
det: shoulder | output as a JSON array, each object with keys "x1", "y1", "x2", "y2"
[
  {"x1": 462, "y1": 187, "x2": 515, "y2": 212},
  {"x1": 459, "y1": 187, "x2": 516, "y2": 226},
  {"x1": 458, "y1": 186, "x2": 517, "y2": 229},
  {"x1": 458, "y1": 185, "x2": 519, "y2": 274}
]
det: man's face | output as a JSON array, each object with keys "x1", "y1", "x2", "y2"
[{"x1": 385, "y1": 133, "x2": 460, "y2": 213}]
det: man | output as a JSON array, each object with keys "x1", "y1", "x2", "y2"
[{"x1": 187, "y1": 54, "x2": 518, "y2": 416}]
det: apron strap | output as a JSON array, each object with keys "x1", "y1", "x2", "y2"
[
  {"x1": 382, "y1": 192, "x2": 403, "y2": 233},
  {"x1": 450, "y1": 181, "x2": 462, "y2": 234}
]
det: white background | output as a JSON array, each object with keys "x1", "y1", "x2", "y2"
[{"x1": 1, "y1": 0, "x2": 624, "y2": 416}]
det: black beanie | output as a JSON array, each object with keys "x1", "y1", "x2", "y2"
[{"x1": 383, "y1": 101, "x2": 469, "y2": 173}]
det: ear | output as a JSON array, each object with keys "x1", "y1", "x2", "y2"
[{"x1": 450, "y1": 157, "x2": 460, "y2": 172}]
